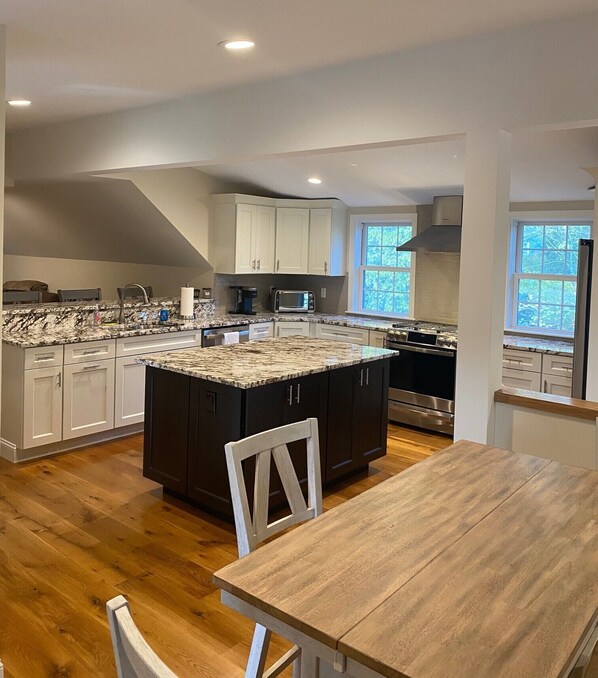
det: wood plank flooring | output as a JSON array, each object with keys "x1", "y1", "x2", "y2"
[{"x1": 0, "y1": 425, "x2": 445, "y2": 677}]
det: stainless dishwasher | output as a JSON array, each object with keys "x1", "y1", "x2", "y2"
[{"x1": 201, "y1": 324, "x2": 250, "y2": 347}]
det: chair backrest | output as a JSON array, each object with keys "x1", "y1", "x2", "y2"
[
  {"x1": 225, "y1": 418, "x2": 323, "y2": 558},
  {"x1": 106, "y1": 596, "x2": 178, "y2": 678},
  {"x1": 117, "y1": 286, "x2": 153, "y2": 301},
  {"x1": 58, "y1": 288, "x2": 102, "y2": 302},
  {"x1": 3, "y1": 290, "x2": 42, "y2": 304}
]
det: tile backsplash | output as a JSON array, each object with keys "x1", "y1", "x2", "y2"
[{"x1": 414, "y1": 253, "x2": 460, "y2": 324}]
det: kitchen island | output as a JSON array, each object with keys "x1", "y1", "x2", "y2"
[{"x1": 138, "y1": 336, "x2": 393, "y2": 520}]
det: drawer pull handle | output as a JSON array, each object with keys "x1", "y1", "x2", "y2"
[
  {"x1": 36, "y1": 355, "x2": 55, "y2": 361},
  {"x1": 82, "y1": 364, "x2": 101, "y2": 370},
  {"x1": 83, "y1": 350, "x2": 101, "y2": 355},
  {"x1": 365, "y1": 367, "x2": 369, "y2": 386},
  {"x1": 288, "y1": 385, "x2": 293, "y2": 405},
  {"x1": 57, "y1": 372, "x2": 62, "y2": 388},
  {"x1": 295, "y1": 383, "x2": 301, "y2": 404}
]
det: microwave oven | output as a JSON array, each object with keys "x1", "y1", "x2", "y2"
[{"x1": 272, "y1": 290, "x2": 315, "y2": 313}]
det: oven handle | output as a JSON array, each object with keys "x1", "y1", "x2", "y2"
[{"x1": 387, "y1": 343, "x2": 455, "y2": 357}]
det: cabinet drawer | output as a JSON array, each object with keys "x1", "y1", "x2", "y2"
[
  {"x1": 249, "y1": 322, "x2": 274, "y2": 341},
  {"x1": 116, "y1": 330, "x2": 202, "y2": 357},
  {"x1": 24, "y1": 345, "x2": 64, "y2": 370},
  {"x1": 502, "y1": 367, "x2": 541, "y2": 392},
  {"x1": 542, "y1": 353, "x2": 574, "y2": 378},
  {"x1": 64, "y1": 339, "x2": 116, "y2": 364},
  {"x1": 502, "y1": 349, "x2": 542, "y2": 373},
  {"x1": 274, "y1": 321, "x2": 311, "y2": 338},
  {"x1": 314, "y1": 323, "x2": 369, "y2": 345}
]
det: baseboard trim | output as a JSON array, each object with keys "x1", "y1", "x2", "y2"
[{"x1": 1, "y1": 424, "x2": 144, "y2": 464}]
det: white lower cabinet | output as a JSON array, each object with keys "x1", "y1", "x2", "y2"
[
  {"x1": 502, "y1": 366, "x2": 541, "y2": 392},
  {"x1": 115, "y1": 357, "x2": 146, "y2": 427},
  {"x1": 62, "y1": 359, "x2": 115, "y2": 440},
  {"x1": 542, "y1": 374, "x2": 573, "y2": 397},
  {"x1": 274, "y1": 321, "x2": 311, "y2": 337},
  {"x1": 248, "y1": 322, "x2": 274, "y2": 340},
  {"x1": 23, "y1": 366, "x2": 63, "y2": 449},
  {"x1": 313, "y1": 322, "x2": 370, "y2": 345},
  {"x1": 369, "y1": 330, "x2": 387, "y2": 348}
]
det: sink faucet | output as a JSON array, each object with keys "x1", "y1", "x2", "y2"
[{"x1": 119, "y1": 283, "x2": 149, "y2": 324}]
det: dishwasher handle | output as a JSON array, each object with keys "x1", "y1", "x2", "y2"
[{"x1": 202, "y1": 326, "x2": 250, "y2": 347}]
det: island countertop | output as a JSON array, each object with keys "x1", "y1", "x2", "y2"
[{"x1": 137, "y1": 336, "x2": 395, "y2": 389}]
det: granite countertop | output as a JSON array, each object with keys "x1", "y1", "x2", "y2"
[
  {"x1": 503, "y1": 334, "x2": 574, "y2": 356},
  {"x1": 1, "y1": 312, "x2": 397, "y2": 348},
  {"x1": 136, "y1": 336, "x2": 395, "y2": 389}
]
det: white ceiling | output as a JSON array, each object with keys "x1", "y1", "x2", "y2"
[
  {"x1": 198, "y1": 129, "x2": 598, "y2": 206},
  {"x1": 2, "y1": 0, "x2": 597, "y2": 131}
]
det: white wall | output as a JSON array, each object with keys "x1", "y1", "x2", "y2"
[{"x1": 3, "y1": 255, "x2": 211, "y2": 300}]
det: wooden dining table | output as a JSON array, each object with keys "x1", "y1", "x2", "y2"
[{"x1": 213, "y1": 440, "x2": 598, "y2": 678}]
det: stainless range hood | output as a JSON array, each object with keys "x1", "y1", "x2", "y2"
[{"x1": 397, "y1": 195, "x2": 463, "y2": 253}]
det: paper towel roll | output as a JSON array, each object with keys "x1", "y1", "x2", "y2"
[{"x1": 181, "y1": 286, "x2": 194, "y2": 318}]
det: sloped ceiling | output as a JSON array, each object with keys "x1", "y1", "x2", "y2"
[{"x1": 4, "y1": 178, "x2": 208, "y2": 268}]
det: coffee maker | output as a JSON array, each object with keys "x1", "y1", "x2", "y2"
[{"x1": 230, "y1": 286, "x2": 257, "y2": 315}]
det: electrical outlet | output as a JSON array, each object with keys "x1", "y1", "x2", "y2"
[{"x1": 321, "y1": 287, "x2": 327, "y2": 299}]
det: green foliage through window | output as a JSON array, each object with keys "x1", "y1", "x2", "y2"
[
  {"x1": 513, "y1": 222, "x2": 591, "y2": 334},
  {"x1": 361, "y1": 223, "x2": 413, "y2": 316}
]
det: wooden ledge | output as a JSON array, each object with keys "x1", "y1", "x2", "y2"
[{"x1": 495, "y1": 388, "x2": 598, "y2": 421}]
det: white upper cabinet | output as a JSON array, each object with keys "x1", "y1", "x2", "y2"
[
  {"x1": 308, "y1": 207, "x2": 346, "y2": 276},
  {"x1": 275, "y1": 207, "x2": 310, "y2": 274},
  {"x1": 254, "y1": 205, "x2": 276, "y2": 273},
  {"x1": 212, "y1": 196, "x2": 276, "y2": 274},
  {"x1": 211, "y1": 194, "x2": 347, "y2": 276}
]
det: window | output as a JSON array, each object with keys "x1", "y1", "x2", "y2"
[
  {"x1": 509, "y1": 221, "x2": 592, "y2": 335},
  {"x1": 357, "y1": 221, "x2": 415, "y2": 317}
]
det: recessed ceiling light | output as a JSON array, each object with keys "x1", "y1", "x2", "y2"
[
  {"x1": 349, "y1": 163, "x2": 358, "y2": 167},
  {"x1": 308, "y1": 177, "x2": 322, "y2": 184},
  {"x1": 7, "y1": 99, "x2": 31, "y2": 107},
  {"x1": 219, "y1": 40, "x2": 255, "y2": 51}
]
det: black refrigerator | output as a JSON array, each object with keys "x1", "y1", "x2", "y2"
[{"x1": 572, "y1": 239, "x2": 593, "y2": 399}]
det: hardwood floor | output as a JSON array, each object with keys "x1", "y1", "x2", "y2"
[{"x1": 0, "y1": 425, "x2": 448, "y2": 677}]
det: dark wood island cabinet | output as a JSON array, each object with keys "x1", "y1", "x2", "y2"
[{"x1": 140, "y1": 337, "x2": 392, "y2": 520}]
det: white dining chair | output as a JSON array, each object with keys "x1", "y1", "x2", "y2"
[
  {"x1": 106, "y1": 595, "x2": 178, "y2": 678},
  {"x1": 225, "y1": 417, "x2": 323, "y2": 678}
]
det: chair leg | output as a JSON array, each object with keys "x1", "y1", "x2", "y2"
[{"x1": 245, "y1": 624, "x2": 272, "y2": 678}]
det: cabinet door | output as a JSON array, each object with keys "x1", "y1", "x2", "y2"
[
  {"x1": 187, "y1": 380, "x2": 243, "y2": 517},
  {"x1": 352, "y1": 360, "x2": 388, "y2": 464},
  {"x1": 254, "y1": 206, "x2": 276, "y2": 273},
  {"x1": 143, "y1": 368, "x2": 190, "y2": 494},
  {"x1": 308, "y1": 208, "x2": 332, "y2": 275},
  {"x1": 275, "y1": 321, "x2": 311, "y2": 337},
  {"x1": 275, "y1": 208, "x2": 309, "y2": 274},
  {"x1": 326, "y1": 366, "x2": 357, "y2": 481},
  {"x1": 62, "y1": 359, "x2": 115, "y2": 440},
  {"x1": 235, "y1": 204, "x2": 256, "y2": 274},
  {"x1": 23, "y1": 366, "x2": 63, "y2": 449},
  {"x1": 115, "y1": 356, "x2": 145, "y2": 427},
  {"x1": 502, "y1": 367, "x2": 541, "y2": 392},
  {"x1": 542, "y1": 374, "x2": 572, "y2": 397},
  {"x1": 248, "y1": 322, "x2": 274, "y2": 340}
]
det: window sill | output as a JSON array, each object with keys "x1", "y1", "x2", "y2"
[
  {"x1": 348, "y1": 309, "x2": 414, "y2": 321},
  {"x1": 504, "y1": 328, "x2": 574, "y2": 341}
]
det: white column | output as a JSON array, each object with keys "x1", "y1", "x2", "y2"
[
  {"x1": 454, "y1": 127, "x2": 512, "y2": 443},
  {"x1": 583, "y1": 168, "x2": 598, "y2": 401}
]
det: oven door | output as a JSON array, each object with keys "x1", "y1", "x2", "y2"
[{"x1": 387, "y1": 342, "x2": 456, "y2": 413}]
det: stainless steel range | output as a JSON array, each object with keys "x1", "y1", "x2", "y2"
[{"x1": 386, "y1": 322, "x2": 457, "y2": 435}]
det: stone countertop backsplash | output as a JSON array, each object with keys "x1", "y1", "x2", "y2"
[{"x1": 137, "y1": 336, "x2": 395, "y2": 389}]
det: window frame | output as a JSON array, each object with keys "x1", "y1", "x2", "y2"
[
  {"x1": 506, "y1": 212, "x2": 593, "y2": 338},
  {"x1": 348, "y1": 213, "x2": 417, "y2": 319}
]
